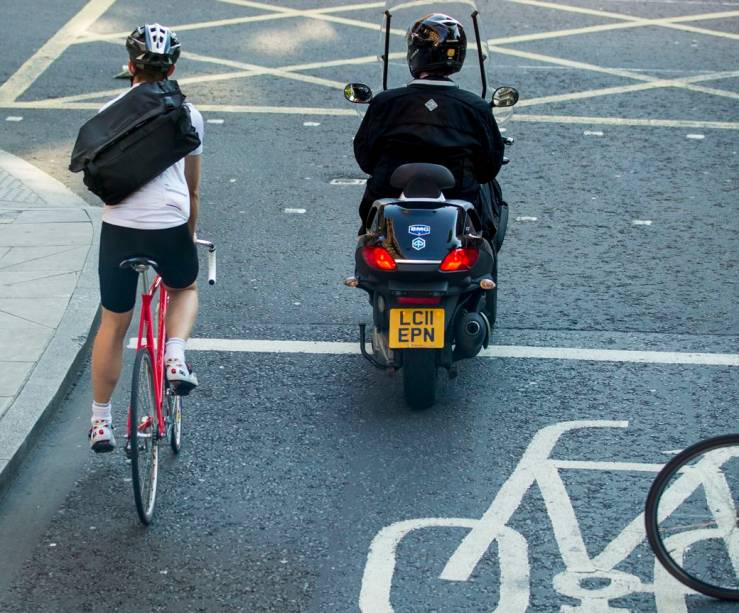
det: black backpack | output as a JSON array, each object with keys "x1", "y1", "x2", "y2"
[{"x1": 69, "y1": 80, "x2": 201, "y2": 205}]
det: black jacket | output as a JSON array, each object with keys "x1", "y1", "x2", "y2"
[{"x1": 354, "y1": 79, "x2": 504, "y2": 202}]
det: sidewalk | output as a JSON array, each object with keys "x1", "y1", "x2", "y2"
[{"x1": 0, "y1": 149, "x2": 100, "y2": 494}]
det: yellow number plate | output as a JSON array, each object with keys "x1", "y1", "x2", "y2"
[{"x1": 388, "y1": 308, "x2": 445, "y2": 349}]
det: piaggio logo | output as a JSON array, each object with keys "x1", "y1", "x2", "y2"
[{"x1": 411, "y1": 238, "x2": 426, "y2": 251}]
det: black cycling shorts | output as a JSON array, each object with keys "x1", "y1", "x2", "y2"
[{"x1": 99, "y1": 222, "x2": 199, "y2": 313}]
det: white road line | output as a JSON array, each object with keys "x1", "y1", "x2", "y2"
[
  {"x1": 4, "y1": 97, "x2": 737, "y2": 131},
  {"x1": 5, "y1": 117, "x2": 23, "y2": 122},
  {"x1": 126, "y1": 337, "x2": 739, "y2": 366},
  {"x1": 76, "y1": 1, "x2": 387, "y2": 43},
  {"x1": 516, "y1": 216, "x2": 538, "y2": 222},
  {"x1": 3, "y1": 100, "x2": 361, "y2": 116},
  {"x1": 632, "y1": 219, "x2": 653, "y2": 225},
  {"x1": 686, "y1": 133, "x2": 706, "y2": 139},
  {"x1": 206, "y1": 119, "x2": 225, "y2": 125},
  {"x1": 330, "y1": 178, "x2": 367, "y2": 185},
  {"x1": 583, "y1": 130, "x2": 604, "y2": 136},
  {"x1": 0, "y1": 0, "x2": 117, "y2": 104},
  {"x1": 514, "y1": 114, "x2": 739, "y2": 130},
  {"x1": 284, "y1": 208, "x2": 306, "y2": 214},
  {"x1": 552, "y1": 460, "x2": 665, "y2": 472}
]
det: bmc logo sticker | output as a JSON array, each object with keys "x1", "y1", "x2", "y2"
[
  {"x1": 411, "y1": 237, "x2": 426, "y2": 251},
  {"x1": 408, "y1": 224, "x2": 431, "y2": 236}
]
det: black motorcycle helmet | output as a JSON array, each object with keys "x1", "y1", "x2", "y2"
[
  {"x1": 126, "y1": 23, "x2": 181, "y2": 73},
  {"x1": 407, "y1": 13, "x2": 467, "y2": 79}
]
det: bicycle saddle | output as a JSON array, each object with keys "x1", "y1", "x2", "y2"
[{"x1": 119, "y1": 257, "x2": 159, "y2": 272}]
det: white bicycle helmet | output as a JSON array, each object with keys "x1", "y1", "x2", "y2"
[{"x1": 126, "y1": 24, "x2": 181, "y2": 72}]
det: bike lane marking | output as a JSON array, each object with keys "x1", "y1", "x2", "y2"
[
  {"x1": 359, "y1": 420, "x2": 703, "y2": 613},
  {"x1": 126, "y1": 337, "x2": 739, "y2": 367}
]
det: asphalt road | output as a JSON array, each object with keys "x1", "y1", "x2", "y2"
[{"x1": 0, "y1": 0, "x2": 737, "y2": 611}]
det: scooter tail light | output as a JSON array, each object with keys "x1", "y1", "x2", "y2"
[
  {"x1": 362, "y1": 246, "x2": 397, "y2": 271},
  {"x1": 440, "y1": 248, "x2": 479, "y2": 272}
]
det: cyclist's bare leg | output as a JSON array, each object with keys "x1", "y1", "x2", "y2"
[
  {"x1": 91, "y1": 307, "x2": 134, "y2": 403},
  {"x1": 163, "y1": 283, "x2": 199, "y2": 392},
  {"x1": 164, "y1": 282, "x2": 198, "y2": 340}
]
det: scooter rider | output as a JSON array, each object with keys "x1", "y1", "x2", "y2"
[{"x1": 354, "y1": 13, "x2": 506, "y2": 240}]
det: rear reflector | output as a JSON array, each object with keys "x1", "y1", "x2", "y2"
[
  {"x1": 362, "y1": 246, "x2": 397, "y2": 271},
  {"x1": 440, "y1": 248, "x2": 479, "y2": 272},
  {"x1": 397, "y1": 296, "x2": 442, "y2": 305}
]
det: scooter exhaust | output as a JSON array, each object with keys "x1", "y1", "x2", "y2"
[{"x1": 453, "y1": 311, "x2": 488, "y2": 359}]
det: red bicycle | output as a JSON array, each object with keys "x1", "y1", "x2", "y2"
[{"x1": 121, "y1": 238, "x2": 216, "y2": 524}]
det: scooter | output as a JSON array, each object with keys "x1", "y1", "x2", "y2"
[{"x1": 343, "y1": 2, "x2": 519, "y2": 409}]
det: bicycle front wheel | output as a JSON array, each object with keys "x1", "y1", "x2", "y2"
[
  {"x1": 129, "y1": 348, "x2": 159, "y2": 525},
  {"x1": 645, "y1": 433, "x2": 739, "y2": 600}
]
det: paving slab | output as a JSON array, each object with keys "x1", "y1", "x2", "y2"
[
  {"x1": 0, "y1": 245, "x2": 89, "y2": 271},
  {"x1": 0, "y1": 363, "x2": 32, "y2": 415},
  {"x1": 0, "y1": 222, "x2": 91, "y2": 247},
  {"x1": 15, "y1": 209, "x2": 90, "y2": 223},
  {"x1": 0, "y1": 273, "x2": 78, "y2": 298},
  {"x1": 0, "y1": 148, "x2": 100, "y2": 495}
]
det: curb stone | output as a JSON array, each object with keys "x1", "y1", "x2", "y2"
[{"x1": 0, "y1": 150, "x2": 100, "y2": 500}]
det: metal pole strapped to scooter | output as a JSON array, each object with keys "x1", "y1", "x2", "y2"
[
  {"x1": 471, "y1": 11, "x2": 487, "y2": 99},
  {"x1": 382, "y1": 10, "x2": 392, "y2": 91}
]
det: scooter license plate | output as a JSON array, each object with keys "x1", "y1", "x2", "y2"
[{"x1": 388, "y1": 308, "x2": 445, "y2": 349}]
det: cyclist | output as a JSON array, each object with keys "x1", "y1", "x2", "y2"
[
  {"x1": 354, "y1": 13, "x2": 506, "y2": 240},
  {"x1": 89, "y1": 24, "x2": 204, "y2": 453}
]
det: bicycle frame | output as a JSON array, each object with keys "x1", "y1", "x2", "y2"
[{"x1": 131, "y1": 269, "x2": 168, "y2": 439}]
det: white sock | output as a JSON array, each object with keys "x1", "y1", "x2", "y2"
[
  {"x1": 165, "y1": 337, "x2": 187, "y2": 364},
  {"x1": 92, "y1": 401, "x2": 112, "y2": 424}
]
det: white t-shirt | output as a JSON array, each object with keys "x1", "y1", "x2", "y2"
[{"x1": 99, "y1": 85, "x2": 204, "y2": 230}]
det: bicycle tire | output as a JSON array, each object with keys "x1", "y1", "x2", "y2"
[
  {"x1": 644, "y1": 433, "x2": 739, "y2": 601},
  {"x1": 129, "y1": 348, "x2": 159, "y2": 525},
  {"x1": 166, "y1": 390, "x2": 182, "y2": 454}
]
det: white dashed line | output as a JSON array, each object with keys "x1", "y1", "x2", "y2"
[
  {"x1": 284, "y1": 208, "x2": 306, "y2": 214},
  {"x1": 330, "y1": 178, "x2": 367, "y2": 185},
  {"x1": 5, "y1": 116, "x2": 23, "y2": 122},
  {"x1": 632, "y1": 219, "x2": 653, "y2": 225},
  {"x1": 206, "y1": 118, "x2": 225, "y2": 125},
  {"x1": 303, "y1": 121, "x2": 321, "y2": 127},
  {"x1": 686, "y1": 133, "x2": 705, "y2": 139},
  {"x1": 516, "y1": 216, "x2": 538, "y2": 222},
  {"x1": 583, "y1": 129, "x2": 604, "y2": 136}
]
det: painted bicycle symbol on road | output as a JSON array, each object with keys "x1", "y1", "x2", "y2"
[{"x1": 359, "y1": 420, "x2": 736, "y2": 612}]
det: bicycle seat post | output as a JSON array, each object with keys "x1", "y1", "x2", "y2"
[
  {"x1": 118, "y1": 257, "x2": 159, "y2": 296},
  {"x1": 134, "y1": 262, "x2": 151, "y2": 297}
]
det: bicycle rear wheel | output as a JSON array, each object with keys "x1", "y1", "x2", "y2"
[
  {"x1": 129, "y1": 348, "x2": 159, "y2": 525},
  {"x1": 165, "y1": 389, "x2": 182, "y2": 454},
  {"x1": 644, "y1": 433, "x2": 739, "y2": 600}
]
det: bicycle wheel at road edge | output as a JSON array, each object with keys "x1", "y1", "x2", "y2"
[
  {"x1": 644, "y1": 433, "x2": 739, "y2": 601},
  {"x1": 129, "y1": 348, "x2": 160, "y2": 525}
]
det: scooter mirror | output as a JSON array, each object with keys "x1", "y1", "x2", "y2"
[
  {"x1": 344, "y1": 83, "x2": 374, "y2": 104},
  {"x1": 492, "y1": 86, "x2": 519, "y2": 108}
]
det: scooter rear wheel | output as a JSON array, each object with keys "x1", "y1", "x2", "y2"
[{"x1": 402, "y1": 349, "x2": 437, "y2": 410}]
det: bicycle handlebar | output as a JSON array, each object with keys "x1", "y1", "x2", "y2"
[{"x1": 195, "y1": 238, "x2": 217, "y2": 285}]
